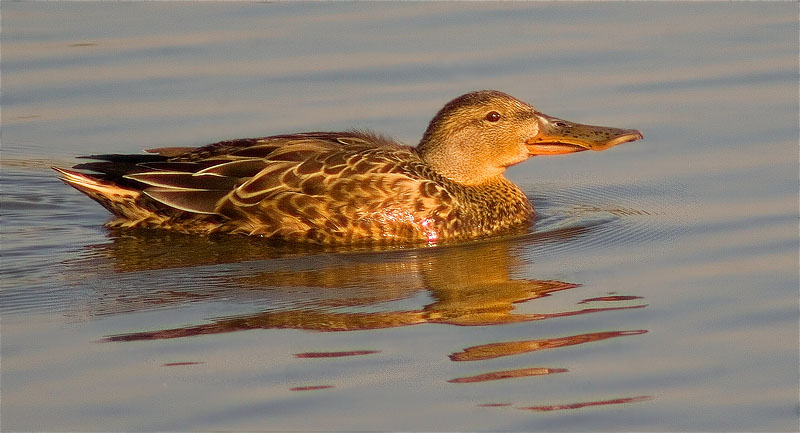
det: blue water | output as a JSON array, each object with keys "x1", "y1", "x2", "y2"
[{"x1": 2, "y1": 3, "x2": 798, "y2": 431}]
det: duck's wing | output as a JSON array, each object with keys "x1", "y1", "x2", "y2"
[{"x1": 79, "y1": 132, "x2": 425, "y2": 218}]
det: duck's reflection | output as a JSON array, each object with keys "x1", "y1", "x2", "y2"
[
  {"x1": 518, "y1": 395, "x2": 653, "y2": 412},
  {"x1": 448, "y1": 367, "x2": 568, "y2": 384},
  {"x1": 86, "y1": 227, "x2": 651, "y2": 410},
  {"x1": 449, "y1": 329, "x2": 648, "y2": 362},
  {"x1": 92, "y1": 227, "x2": 645, "y2": 341}
]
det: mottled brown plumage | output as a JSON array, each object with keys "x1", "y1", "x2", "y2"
[{"x1": 54, "y1": 90, "x2": 642, "y2": 245}]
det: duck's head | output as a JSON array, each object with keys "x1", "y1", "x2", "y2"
[{"x1": 417, "y1": 90, "x2": 643, "y2": 185}]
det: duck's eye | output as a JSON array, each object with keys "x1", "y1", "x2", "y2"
[{"x1": 485, "y1": 111, "x2": 501, "y2": 122}]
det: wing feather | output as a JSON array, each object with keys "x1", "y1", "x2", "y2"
[
  {"x1": 195, "y1": 159, "x2": 269, "y2": 178},
  {"x1": 232, "y1": 162, "x2": 297, "y2": 205},
  {"x1": 125, "y1": 172, "x2": 238, "y2": 191},
  {"x1": 143, "y1": 188, "x2": 230, "y2": 214}
]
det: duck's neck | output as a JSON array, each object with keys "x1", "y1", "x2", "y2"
[{"x1": 455, "y1": 176, "x2": 534, "y2": 236}]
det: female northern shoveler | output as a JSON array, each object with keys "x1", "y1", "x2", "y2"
[{"x1": 54, "y1": 90, "x2": 642, "y2": 245}]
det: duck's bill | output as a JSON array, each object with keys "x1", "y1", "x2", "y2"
[{"x1": 526, "y1": 113, "x2": 643, "y2": 156}]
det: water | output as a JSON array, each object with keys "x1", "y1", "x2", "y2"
[{"x1": 2, "y1": 3, "x2": 798, "y2": 431}]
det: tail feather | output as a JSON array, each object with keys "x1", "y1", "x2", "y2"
[
  {"x1": 53, "y1": 166, "x2": 138, "y2": 198},
  {"x1": 52, "y1": 166, "x2": 150, "y2": 220},
  {"x1": 73, "y1": 153, "x2": 167, "y2": 181}
]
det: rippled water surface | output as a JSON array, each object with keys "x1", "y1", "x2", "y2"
[{"x1": 2, "y1": 3, "x2": 798, "y2": 431}]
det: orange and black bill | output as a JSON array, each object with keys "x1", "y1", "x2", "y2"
[{"x1": 526, "y1": 112, "x2": 643, "y2": 156}]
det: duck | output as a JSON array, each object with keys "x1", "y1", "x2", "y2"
[{"x1": 54, "y1": 90, "x2": 642, "y2": 245}]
